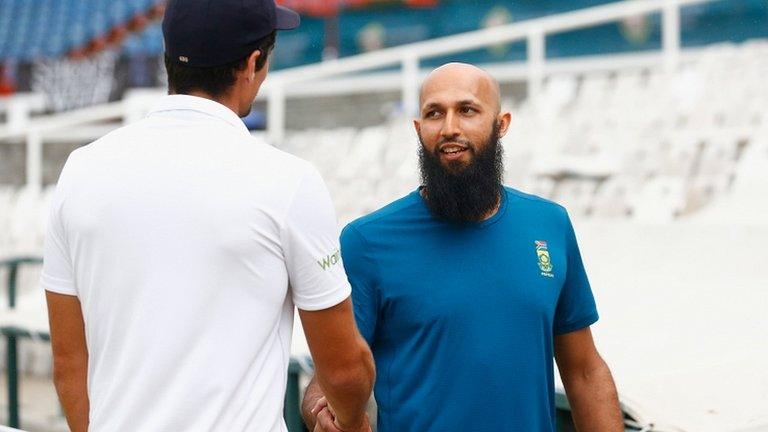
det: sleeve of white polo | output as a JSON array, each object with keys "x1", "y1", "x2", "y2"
[
  {"x1": 281, "y1": 165, "x2": 351, "y2": 311},
  {"x1": 40, "y1": 182, "x2": 78, "y2": 296}
]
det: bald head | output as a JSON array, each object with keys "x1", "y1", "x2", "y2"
[{"x1": 419, "y1": 62, "x2": 501, "y2": 114}]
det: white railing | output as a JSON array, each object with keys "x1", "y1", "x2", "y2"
[
  {"x1": 0, "y1": 0, "x2": 715, "y2": 190},
  {"x1": 262, "y1": 0, "x2": 707, "y2": 144}
]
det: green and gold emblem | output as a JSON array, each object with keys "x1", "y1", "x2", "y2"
[{"x1": 535, "y1": 241, "x2": 554, "y2": 277}]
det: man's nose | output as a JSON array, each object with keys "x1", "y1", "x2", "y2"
[{"x1": 440, "y1": 111, "x2": 461, "y2": 139}]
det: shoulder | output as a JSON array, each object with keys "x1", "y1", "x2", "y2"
[
  {"x1": 344, "y1": 191, "x2": 422, "y2": 236},
  {"x1": 231, "y1": 135, "x2": 322, "y2": 193},
  {"x1": 56, "y1": 125, "x2": 131, "y2": 176},
  {"x1": 503, "y1": 186, "x2": 572, "y2": 233},
  {"x1": 257, "y1": 140, "x2": 317, "y2": 178},
  {"x1": 62, "y1": 120, "x2": 154, "y2": 166},
  {"x1": 505, "y1": 186, "x2": 569, "y2": 218},
  {"x1": 505, "y1": 186, "x2": 564, "y2": 211},
  {"x1": 340, "y1": 191, "x2": 422, "y2": 253}
]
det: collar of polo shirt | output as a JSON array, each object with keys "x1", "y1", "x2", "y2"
[{"x1": 147, "y1": 95, "x2": 251, "y2": 135}]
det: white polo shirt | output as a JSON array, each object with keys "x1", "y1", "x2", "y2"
[{"x1": 41, "y1": 95, "x2": 351, "y2": 432}]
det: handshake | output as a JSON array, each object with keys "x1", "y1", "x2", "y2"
[
  {"x1": 304, "y1": 395, "x2": 372, "y2": 432},
  {"x1": 297, "y1": 300, "x2": 376, "y2": 432}
]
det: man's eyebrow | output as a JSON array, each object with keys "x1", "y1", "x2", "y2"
[
  {"x1": 421, "y1": 99, "x2": 481, "y2": 111},
  {"x1": 421, "y1": 102, "x2": 443, "y2": 112}
]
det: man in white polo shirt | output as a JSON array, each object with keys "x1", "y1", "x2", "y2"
[{"x1": 42, "y1": 1, "x2": 374, "y2": 431}]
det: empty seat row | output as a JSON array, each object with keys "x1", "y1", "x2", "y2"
[{"x1": 0, "y1": 0, "x2": 159, "y2": 61}]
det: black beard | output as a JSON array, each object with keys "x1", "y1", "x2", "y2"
[{"x1": 418, "y1": 123, "x2": 504, "y2": 223}]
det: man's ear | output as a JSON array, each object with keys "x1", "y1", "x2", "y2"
[
  {"x1": 413, "y1": 119, "x2": 422, "y2": 137},
  {"x1": 245, "y1": 49, "x2": 261, "y2": 82},
  {"x1": 497, "y1": 111, "x2": 512, "y2": 138}
]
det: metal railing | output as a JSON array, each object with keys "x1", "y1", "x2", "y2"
[
  {"x1": 1, "y1": 257, "x2": 43, "y2": 429},
  {"x1": 261, "y1": 0, "x2": 709, "y2": 143}
]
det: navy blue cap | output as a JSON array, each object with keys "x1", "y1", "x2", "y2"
[{"x1": 163, "y1": 0, "x2": 300, "y2": 68}]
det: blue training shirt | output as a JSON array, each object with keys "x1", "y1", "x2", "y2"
[{"x1": 340, "y1": 187, "x2": 599, "y2": 432}]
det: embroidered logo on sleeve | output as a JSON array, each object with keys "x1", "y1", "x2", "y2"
[
  {"x1": 317, "y1": 249, "x2": 341, "y2": 271},
  {"x1": 535, "y1": 240, "x2": 555, "y2": 278}
]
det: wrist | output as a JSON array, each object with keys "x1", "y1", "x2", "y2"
[{"x1": 335, "y1": 413, "x2": 369, "y2": 432}]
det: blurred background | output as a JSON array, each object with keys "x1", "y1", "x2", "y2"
[{"x1": 1, "y1": 0, "x2": 767, "y2": 431}]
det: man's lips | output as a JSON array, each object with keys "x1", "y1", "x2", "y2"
[{"x1": 438, "y1": 142, "x2": 470, "y2": 161}]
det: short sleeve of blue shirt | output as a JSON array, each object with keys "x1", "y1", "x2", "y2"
[
  {"x1": 340, "y1": 225, "x2": 379, "y2": 345},
  {"x1": 553, "y1": 213, "x2": 599, "y2": 335}
]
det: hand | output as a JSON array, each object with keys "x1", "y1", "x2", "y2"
[
  {"x1": 311, "y1": 397, "x2": 371, "y2": 432},
  {"x1": 310, "y1": 396, "x2": 329, "y2": 419},
  {"x1": 313, "y1": 406, "x2": 343, "y2": 432},
  {"x1": 311, "y1": 397, "x2": 341, "y2": 432}
]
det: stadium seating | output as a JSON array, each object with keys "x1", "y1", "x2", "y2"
[
  {"x1": 0, "y1": 186, "x2": 53, "y2": 258},
  {"x1": 5, "y1": 0, "x2": 762, "y2": 70},
  {"x1": 0, "y1": 0, "x2": 159, "y2": 61},
  {"x1": 275, "y1": 41, "x2": 767, "y2": 225},
  {"x1": 121, "y1": 20, "x2": 163, "y2": 57},
  {"x1": 0, "y1": 40, "x2": 764, "y2": 260}
]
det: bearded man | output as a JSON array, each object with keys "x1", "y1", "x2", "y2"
[{"x1": 302, "y1": 63, "x2": 623, "y2": 432}]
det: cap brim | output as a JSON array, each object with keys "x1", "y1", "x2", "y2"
[{"x1": 275, "y1": 5, "x2": 300, "y2": 30}]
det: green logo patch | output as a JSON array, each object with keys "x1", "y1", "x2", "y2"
[
  {"x1": 317, "y1": 249, "x2": 341, "y2": 271},
  {"x1": 535, "y1": 240, "x2": 554, "y2": 278}
]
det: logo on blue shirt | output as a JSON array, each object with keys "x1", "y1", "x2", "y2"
[{"x1": 535, "y1": 240, "x2": 554, "y2": 278}]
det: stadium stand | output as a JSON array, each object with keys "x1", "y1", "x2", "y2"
[
  {"x1": 272, "y1": 41, "x2": 767, "y2": 225},
  {"x1": 1, "y1": 0, "x2": 767, "y2": 101},
  {"x1": 0, "y1": 0, "x2": 162, "y2": 61},
  {"x1": 0, "y1": 39, "x2": 766, "y2": 301},
  {"x1": 110, "y1": 0, "x2": 768, "y2": 67}
]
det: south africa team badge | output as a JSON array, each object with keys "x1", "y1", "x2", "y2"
[{"x1": 535, "y1": 240, "x2": 554, "y2": 278}]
